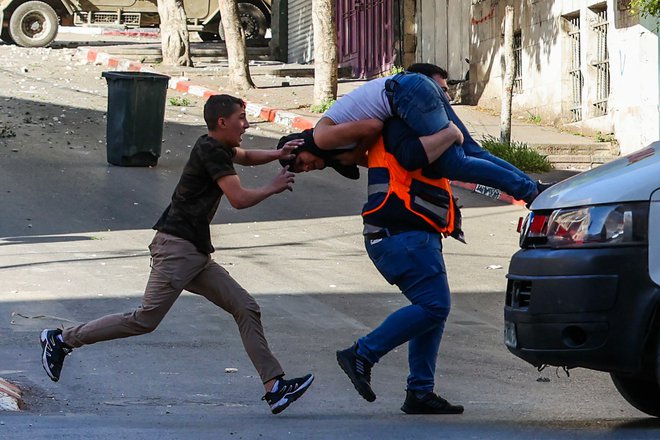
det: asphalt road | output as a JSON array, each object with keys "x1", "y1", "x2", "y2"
[{"x1": 1, "y1": 37, "x2": 659, "y2": 439}]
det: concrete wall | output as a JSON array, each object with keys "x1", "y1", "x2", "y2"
[
  {"x1": 609, "y1": 12, "x2": 660, "y2": 152},
  {"x1": 400, "y1": 0, "x2": 417, "y2": 68},
  {"x1": 468, "y1": 0, "x2": 659, "y2": 155}
]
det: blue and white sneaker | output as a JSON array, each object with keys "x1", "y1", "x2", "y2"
[
  {"x1": 262, "y1": 373, "x2": 314, "y2": 414},
  {"x1": 40, "y1": 329, "x2": 72, "y2": 382}
]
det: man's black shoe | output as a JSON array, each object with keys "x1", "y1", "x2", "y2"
[
  {"x1": 336, "y1": 343, "x2": 376, "y2": 402},
  {"x1": 262, "y1": 373, "x2": 314, "y2": 414},
  {"x1": 525, "y1": 180, "x2": 558, "y2": 209},
  {"x1": 40, "y1": 329, "x2": 72, "y2": 382},
  {"x1": 401, "y1": 390, "x2": 464, "y2": 414},
  {"x1": 536, "y1": 180, "x2": 556, "y2": 194}
]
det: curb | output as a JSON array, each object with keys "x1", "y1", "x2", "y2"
[
  {"x1": 77, "y1": 47, "x2": 522, "y2": 206},
  {"x1": 77, "y1": 48, "x2": 314, "y2": 132},
  {"x1": 0, "y1": 378, "x2": 23, "y2": 411},
  {"x1": 101, "y1": 29, "x2": 160, "y2": 39},
  {"x1": 60, "y1": 26, "x2": 160, "y2": 38}
]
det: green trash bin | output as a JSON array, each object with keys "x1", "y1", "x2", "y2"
[{"x1": 102, "y1": 71, "x2": 170, "y2": 167}]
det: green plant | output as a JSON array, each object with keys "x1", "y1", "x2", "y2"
[
  {"x1": 480, "y1": 135, "x2": 552, "y2": 173},
  {"x1": 595, "y1": 131, "x2": 616, "y2": 143},
  {"x1": 169, "y1": 97, "x2": 192, "y2": 107},
  {"x1": 630, "y1": 0, "x2": 660, "y2": 18},
  {"x1": 389, "y1": 65, "x2": 405, "y2": 75},
  {"x1": 310, "y1": 98, "x2": 336, "y2": 114},
  {"x1": 526, "y1": 111, "x2": 542, "y2": 125}
]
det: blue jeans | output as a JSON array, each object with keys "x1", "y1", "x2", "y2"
[
  {"x1": 391, "y1": 72, "x2": 451, "y2": 135},
  {"x1": 439, "y1": 91, "x2": 536, "y2": 200},
  {"x1": 430, "y1": 143, "x2": 537, "y2": 200},
  {"x1": 392, "y1": 72, "x2": 537, "y2": 201},
  {"x1": 358, "y1": 231, "x2": 450, "y2": 393}
]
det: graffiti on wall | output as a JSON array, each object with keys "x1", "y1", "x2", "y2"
[{"x1": 472, "y1": 5, "x2": 496, "y2": 25}]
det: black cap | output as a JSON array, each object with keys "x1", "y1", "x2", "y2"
[{"x1": 277, "y1": 129, "x2": 360, "y2": 180}]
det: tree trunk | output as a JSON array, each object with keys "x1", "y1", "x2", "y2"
[
  {"x1": 500, "y1": 5, "x2": 515, "y2": 144},
  {"x1": 157, "y1": 0, "x2": 193, "y2": 67},
  {"x1": 312, "y1": 0, "x2": 338, "y2": 105},
  {"x1": 219, "y1": 0, "x2": 255, "y2": 90}
]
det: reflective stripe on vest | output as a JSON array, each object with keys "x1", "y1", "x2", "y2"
[{"x1": 363, "y1": 137, "x2": 455, "y2": 235}]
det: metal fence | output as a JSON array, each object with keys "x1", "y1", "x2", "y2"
[
  {"x1": 513, "y1": 31, "x2": 523, "y2": 94},
  {"x1": 567, "y1": 16, "x2": 583, "y2": 122},
  {"x1": 591, "y1": 8, "x2": 610, "y2": 117}
]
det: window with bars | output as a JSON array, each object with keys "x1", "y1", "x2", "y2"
[
  {"x1": 567, "y1": 15, "x2": 583, "y2": 122},
  {"x1": 591, "y1": 7, "x2": 610, "y2": 117},
  {"x1": 513, "y1": 31, "x2": 523, "y2": 94}
]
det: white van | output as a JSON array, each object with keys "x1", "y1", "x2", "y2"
[{"x1": 505, "y1": 141, "x2": 660, "y2": 416}]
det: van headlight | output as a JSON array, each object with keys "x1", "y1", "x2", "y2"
[{"x1": 519, "y1": 202, "x2": 648, "y2": 248}]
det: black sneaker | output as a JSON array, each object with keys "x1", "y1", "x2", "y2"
[
  {"x1": 40, "y1": 329, "x2": 72, "y2": 382},
  {"x1": 536, "y1": 180, "x2": 557, "y2": 194},
  {"x1": 401, "y1": 390, "x2": 464, "y2": 415},
  {"x1": 525, "y1": 180, "x2": 557, "y2": 208},
  {"x1": 262, "y1": 373, "x2": 314, "y2": 414},
  {"x1": 336, "y1": 343, "x2": 376, "y2": 402}
]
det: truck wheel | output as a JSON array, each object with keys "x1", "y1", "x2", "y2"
[
  {"x1": 9, "y1": 1, "x2": 59, "y2": 48},
  {"x1": 1, "y1": 26, "x2": 15, "y2": 44},
  {"x1": 198, "y1": 31, "x2": 219, "y2": 42},
  {"x1": 218, "y1": 2, "x2": 268, "y2": 41},
  {"x1": 238, "y1": 3, "x2": 267, "y2": 40},
  {"x1": 611, "y1": 373, "x2": 660, "y2": 417}
]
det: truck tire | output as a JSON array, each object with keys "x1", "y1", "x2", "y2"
[
  {"x1": 611, "y1": 372, "x2": 660, "y2": 417},
  {"x1": 218, "y1": 2, "x2": 268, "y2": 41},
  {"x1": 198, "y1": 31, "x2": 219, "y2": 42},
  {"x1": 1, "y1": 26, "x2": 15, "y2": 44},
  {"x1": 9, "y1": 1, "x2": 59, "y2": 48},
  {"x1": 238, "y1": 2, "x2": 267, "y2": 40}
]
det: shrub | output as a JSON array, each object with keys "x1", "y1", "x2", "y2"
[
  {"x1": 169, "y1": 97, "x2": 192, "y2": 107},
  {"x1": 310, "y1": 98, "x2": 336, "y2": 113},
  {"x1": 526, "y1": 112, "x2": 542, "y2": 125},
  {"x1": 480, "y1": 135, "x2": 552, "y2": 173}
]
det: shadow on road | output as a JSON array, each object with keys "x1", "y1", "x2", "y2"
[{"x1": 0, "y1": 96, "x2": 369, "y2": 238}]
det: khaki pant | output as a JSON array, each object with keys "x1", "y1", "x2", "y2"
[{"x1": 63, "y1": 231, "x2": 284, "y2": 383}]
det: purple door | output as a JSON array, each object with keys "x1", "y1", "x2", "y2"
[{"x1": 337, "y1": 0, "x2": 394, "y2": 78}]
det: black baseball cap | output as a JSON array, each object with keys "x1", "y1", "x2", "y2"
[{"x1": 277, "y1": 129, "x2": 360, "y2": 180}]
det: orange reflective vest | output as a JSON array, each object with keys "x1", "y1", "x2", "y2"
[{"x1": 362, "y1": 137, "x2": 464, "y2": 241}]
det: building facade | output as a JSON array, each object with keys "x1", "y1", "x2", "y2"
[{"x1": 464, "y1": 0, "x2": 659, "y2": 155}]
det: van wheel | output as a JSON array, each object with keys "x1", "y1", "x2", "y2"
[
  {"x1": 611, "y1": 373, "x2": 660, "y2": 417},
  {"x1": 218, "y1": 2, "x2": 268, "y2": 41},
  {"x1": 9, "y1": 1, "x2": 59, "y2": 48}
]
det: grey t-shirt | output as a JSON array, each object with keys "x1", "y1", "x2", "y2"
[{"x1": 323, "y1": 77, "x2": 393, "y2": 124}]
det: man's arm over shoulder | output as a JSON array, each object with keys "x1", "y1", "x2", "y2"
[
  {"x1": 383, "y1": 118, "x2": 462, "y2": 171},
  {"x1": 383, "y1": 118, "x2": 429, "y2": 170}
]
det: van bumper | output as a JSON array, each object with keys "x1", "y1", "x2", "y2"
[{"x1": 504, "y1": 245, "x2": 659, "y2": 374}]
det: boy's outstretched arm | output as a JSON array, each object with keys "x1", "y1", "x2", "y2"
[
  {"x1": 233, "y1": 139, "x2": 304, "y2": 166},
  {"x1": 218, "y1": 167, "x2": 295, "y2": 210}
]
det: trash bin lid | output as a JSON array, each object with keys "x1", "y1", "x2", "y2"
[{"x1": 102, "y1": 71, "x2": 171, "y2": 81}]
